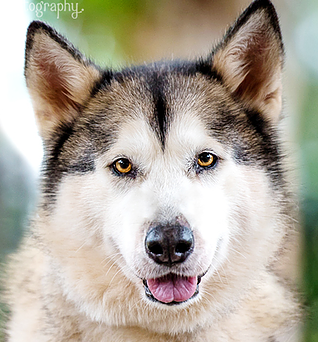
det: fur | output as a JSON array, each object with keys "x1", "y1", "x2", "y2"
[{"x1": 4, "y1": 0, "x2": 301, "y2": 341}]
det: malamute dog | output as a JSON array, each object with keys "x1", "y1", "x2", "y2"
[{"x1": 5, "y1": 0, "x2": 301, "y2": 340}]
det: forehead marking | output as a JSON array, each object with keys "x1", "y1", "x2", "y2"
[{"x1": 147, "y1": 72, "x2": 168, "y2": 148}]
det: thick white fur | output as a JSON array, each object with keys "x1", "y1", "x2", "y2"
[{"x1": 6, "y1": 112, "x2": 299, "y2": 341}]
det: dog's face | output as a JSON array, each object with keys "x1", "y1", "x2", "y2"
[
  {"x1": 82, "y1": 74, "x2": 275, "y2": 305},
  {"x1": 25, "y1": 0, "x2": 286, "y2": 327},
  {"x1": 93, "y1": 77, "x2": 234, "y2": 304}
]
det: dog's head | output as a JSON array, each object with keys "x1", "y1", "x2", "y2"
[{"x1": 25, "y1": 0, "x2": 288, "y2": 332}]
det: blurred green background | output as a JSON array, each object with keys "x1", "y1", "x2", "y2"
[{"x1": 0, "y1": 0, "x2": 317, "y2": 340}]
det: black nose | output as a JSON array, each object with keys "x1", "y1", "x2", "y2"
[{"x1": 145, "y1": 224, "x2": 194, "y2": 266}]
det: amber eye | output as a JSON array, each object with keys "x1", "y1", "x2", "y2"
[
  {"x1": 197, "y1": 152, "x2": 218, "y2": 169},
  {"x1": 113, "y1": 158, "x2": 132, "y2": 175}
]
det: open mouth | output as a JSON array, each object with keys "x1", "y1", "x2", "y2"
[{"x1": 143, "y1": 273, "x2": 202, "y2": 305}]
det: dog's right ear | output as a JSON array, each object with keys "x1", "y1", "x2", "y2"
[{"x1": 25, "y1": 21, "x2": 102, "y2": 140}]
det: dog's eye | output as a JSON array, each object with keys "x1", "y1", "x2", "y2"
[
  {"x1": 113, "y1": 158, "x2": 132, "y2": 175},
  {"x1": 197, "y1": 152, "x2": 218, "y2": 169}
]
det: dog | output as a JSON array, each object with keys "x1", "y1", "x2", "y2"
[{"x1": 4, "y1": 0, "x2": 302, "y2": 340}]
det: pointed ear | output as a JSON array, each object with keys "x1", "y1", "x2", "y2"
[
  {"x1": 25, "y1": 21, "x2": 102, "y2": 140},
  {"x1": 212, "y1": 0, "x2": 284, "y2": 121}
]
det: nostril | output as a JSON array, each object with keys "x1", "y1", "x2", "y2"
[
  {"x1": 147, "y1": 242, "x2": 163, "y2": 256},
  {"x1": 175, "y1": 241, "x2": 192, "y2": 254}
]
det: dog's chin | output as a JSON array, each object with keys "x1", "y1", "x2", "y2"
[{"x1": 142, "y1": 273, "x2": 203, "y2": 306}]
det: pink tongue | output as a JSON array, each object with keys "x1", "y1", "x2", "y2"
[{"x1": 147, "y1": 274, "x2": 197, "y2": 303}]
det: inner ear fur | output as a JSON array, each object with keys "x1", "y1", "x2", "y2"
[
  {"x1": 212, "y1": 0, "x2": 284, "y2": 121},
  {"x1": 25, "y1": 21, "x2": 101, "y2": 139}
]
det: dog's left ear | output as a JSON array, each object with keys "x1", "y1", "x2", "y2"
[{"x1": 212, "y1": 0, "x2": 284, "y2": 121}]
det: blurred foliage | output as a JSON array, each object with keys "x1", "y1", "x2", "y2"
[
  {"x1": 300, "y1": 76, "x2": 318, "y2": 342},
  {"x1": 0, "y1": 131, "x2": 36, "y2": 256},
  {"x1": 28, "y1": 0, "x2": 159, "y2": 66}
]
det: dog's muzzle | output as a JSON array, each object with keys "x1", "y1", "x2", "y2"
[{"x1": 144, "y1": 222, "x2": 199, "y2": 304}]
